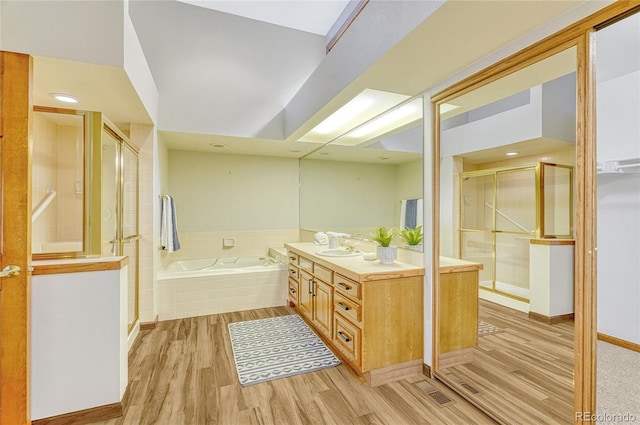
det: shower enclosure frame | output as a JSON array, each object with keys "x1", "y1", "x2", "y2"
[{"x1": 458, "y1": 161, "x2": 573, "y2": 302}]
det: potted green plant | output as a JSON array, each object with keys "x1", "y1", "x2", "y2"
[
  {"x1": 370, "y1": 226, "x2": 398, "y2": 265},
  {"x1": 399, "y1": 225, "x2": 423, "y2": 250}
]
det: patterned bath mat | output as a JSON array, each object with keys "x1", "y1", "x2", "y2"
[
  {"x1": 478, "y1": 321, "x2": 505, "y2": 337},
  {"x1": 228, "y1": 315, "x2": 341, "y2": 386}
]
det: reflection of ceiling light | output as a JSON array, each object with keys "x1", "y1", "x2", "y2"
[
  {"x1": 349, "y1": 99, "x2": 421, "y2": 139},
  {"x1": 50, "y1": 93, "x2": 78, "y2": 103},
  {"x1": 439, "y1": 103, "x2": 459, "y2": 114},
  {"x1": 300, "y1": 89, "x2": 411, "y2": 143},
  {"x1": 506, "y1": 151, "x2": 519, "y2": 156}
]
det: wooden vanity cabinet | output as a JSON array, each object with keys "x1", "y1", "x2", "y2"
[
  {"x1": 294, "y1": 257, "x2": 334, "y2": 341},
  {"x1": 286, "y1": 243, "x2": 424, "y2": 386}
]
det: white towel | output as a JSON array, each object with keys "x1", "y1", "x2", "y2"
[{"x1": 160, "y1": 195, "x2": 181, "y2": 252}]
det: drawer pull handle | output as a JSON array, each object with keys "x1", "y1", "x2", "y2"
[
  {"x1": 289, "y1": 256, "x2": 297, "y2": 261},
  {"x1": 336, "y1": 282, "x2": 351, "y2": 291},
  {"x1": 289, "y1": 269, "x2": 297, "y2": 275},
  {"x1": 337, "y1": 331, "x2": 351, "y2": 343},
  {"x1": 337, "y1": 302, "x2": 350, "y2": 311},
  {"x1": 289, "y1": 287, "x2": 296, "y2": 294}
]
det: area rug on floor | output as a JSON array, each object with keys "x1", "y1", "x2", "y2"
[
  {"x1": 478, "y1": 321, "x2": 505, "y2": 337},
  {"x1": 228, "y1": 314, "x2": 342, "y2": 386}
]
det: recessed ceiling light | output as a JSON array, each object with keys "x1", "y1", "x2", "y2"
[
  {"x1": 49, "y1": 93, "x2": 78, "y2": 104},
  {"x1": 210, "y1": 143, "x2": 226, "y2": 148},
  {"x1": 506, "y1": 151, "x2": 519, "y2": 156}
]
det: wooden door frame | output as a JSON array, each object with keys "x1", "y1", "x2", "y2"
[
  {"x1": 430, "y1": 2, "x2": 640, "y2": 423},
  {"x1": 0, "y1": 51, "x2": 33, "y2": 425}
]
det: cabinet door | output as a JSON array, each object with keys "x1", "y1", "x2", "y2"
[
  {"x1": 298, "y1": 270, "x2": 314, "y2": 321},
  {"x1": 313, "y1": 279, "x2": 334, "y2": 339}
]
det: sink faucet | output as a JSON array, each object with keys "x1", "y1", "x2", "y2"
[{"x1": 326, "y1": 232, "x2": 350, "y2": 249}]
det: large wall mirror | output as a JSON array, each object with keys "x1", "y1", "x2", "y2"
[
  {"x1": 434, "y1": 47, "x2": 578, "y2": 424},
  {"x1": 299, "y1": 95, "x2": 424, "y2": 250},
  {"x1": 594, "y1": 10, "x2": 640, "y2": 419}
]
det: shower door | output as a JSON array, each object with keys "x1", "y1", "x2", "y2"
[
  {"x1": 460, "y1": 166, "x2": 537, "y2": 301},
  {"x1": 102, "y1": 125, "x2": 140, "y2": 334}
]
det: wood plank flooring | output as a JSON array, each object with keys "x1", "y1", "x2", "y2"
[
  {"x1": 88, "y1": 306, "x2": 496, "y2": 425},
  {"x1": 437, "y1": 299, "x2": 574, "y2": 425}
]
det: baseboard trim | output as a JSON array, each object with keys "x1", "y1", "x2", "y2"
[
  {"x1": 140, "y1": 315, "x2": 159, "y2": 330},
  {"x1": 438, "y1": 348, "x2": 474, "y2": 369},
  {"x1": 598, "y1": 332, "x2": 640, "y2": 353},
  {"x1": 32, "y1": 402, "x2": 122, "y2": 425},
  {"x1": 528, "y1": 311, "x2": 574, "y2": 324},
  {"x1": 422, "y1": 363, "x2": 432, "y2": 378}
]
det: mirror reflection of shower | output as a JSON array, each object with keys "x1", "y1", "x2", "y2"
[{"x1": 32, "y1": 108, "x2": 86, "y2": 254}]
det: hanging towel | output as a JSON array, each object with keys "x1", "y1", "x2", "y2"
[
  {"x1": 160, "y1": 195, "x2": 181, "y2": 252},
  {"x1": 400, "y1": 198, "x2": 423, "y2": 229}
]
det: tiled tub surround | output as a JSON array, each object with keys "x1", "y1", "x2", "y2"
[
  {"x1": 162, "y1": 229, "x2": 299, "y2": 262},
  {"x1": 157, "y1": 256, "x2": 287, "y2": 321}
]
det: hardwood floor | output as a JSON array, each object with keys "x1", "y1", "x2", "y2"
[
  {"x1": 89, "y1": 306, "x2": 495, "y2": 425},
  {"x1": 437, "y1": 299, "x2": 574, "y2": 425}
]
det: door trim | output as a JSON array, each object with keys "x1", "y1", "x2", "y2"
[{"x1": 1, "y1": 51, "x2": 33, "y2": 425}]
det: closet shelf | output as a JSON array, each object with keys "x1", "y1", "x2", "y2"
[{"x1": 597, "y1": 158, "x2": 640, "y2": 174}]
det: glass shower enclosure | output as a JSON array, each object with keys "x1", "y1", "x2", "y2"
[{"x1": 460, "y1": 162, "x2": 573, "y2": 301}]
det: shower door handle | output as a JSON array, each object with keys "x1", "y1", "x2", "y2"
[{"x1": 0, "y1": 264, "x2": 21, "y2": 278}]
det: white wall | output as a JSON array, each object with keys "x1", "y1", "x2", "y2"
[
  {"x1": 31, "y1": 266, "x2": 128, "y2": 420},
  {"x1": 597, "y1": 70, "x2": 640, "y2": 345},
  {"x1": 285, "y1": 1, "x2": 443, "y2": 139}
]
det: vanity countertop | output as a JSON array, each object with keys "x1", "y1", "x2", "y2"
[
  {"x1": 439, "y1": 256, "x2": 483, "y2": 274},
  {"x1": 285, "y1": 242, "x2": 424, "y2": 283}
]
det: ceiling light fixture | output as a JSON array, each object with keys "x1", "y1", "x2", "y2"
[
  {"x1": 313, "y1": 96, "x2": 374, "y2": 135},
  {"x1": 300, "y1": 89, "x2": 412, "y2": 144},
  {"x1": 349, "y1": 98, "x2": 421, "y2": 139},
  {"x1": 49, "y1": 93, "x2": 78, "y2": 104},
  {"x1": 506, "y1": 151, "x2": 519, "y2": 156}
]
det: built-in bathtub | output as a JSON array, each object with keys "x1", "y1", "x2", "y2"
[{"x1": 157, "y1": 255, "x2": 287, "y2": 320}]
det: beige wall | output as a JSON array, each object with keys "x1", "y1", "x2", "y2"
[
  {"x1": 299, "y1": 158, "x2": 422, "y2": 235},
  {"x1": 164, "y1": 150, "x2": 299, "y2": 262},
  {"x1": 168, "y1": 150, "x2": 299, "y2": 232}
]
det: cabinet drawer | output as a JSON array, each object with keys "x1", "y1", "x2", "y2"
[
  {"x1": 288, "y1": 264, "x2": 299, "y2": 281},
  {"x1": 288, "y1": 251, "x2": 299, "y2": 265},
  {"x1": 314, "y1": 264, "x2": 333, "y2": 284},
  {"x1": 334, "y1": 274, "x2": 361, "y2": 301},
  {"x1": 299, "y1": 256, "x2": 314, "y2": 273},
  {"x1": 334, "y1": 292, "x2": 361, "y2": 325},
  {"x1": 288, "y1": 277, "x2": 299, "y2": 306},
  {"x1": 334, "y1": 314, "x2": 361, "y2": 366}
]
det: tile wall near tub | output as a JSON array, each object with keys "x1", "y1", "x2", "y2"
[{"x1": 161, "y1": 229, "x2": 300, "y2": 265}]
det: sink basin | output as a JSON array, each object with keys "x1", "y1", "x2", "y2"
[{"x1": 316, "y1": 249, "x2": 362, "y2": 257}]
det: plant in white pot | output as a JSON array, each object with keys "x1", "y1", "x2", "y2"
[
  {"x1": 399, "y1": 225, "x2": 423, "y2": 251},
  {"x1": 371, "y1": 226, "x2": 398, "y2": 265}
]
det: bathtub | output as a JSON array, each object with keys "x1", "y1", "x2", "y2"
[{"x1": 157, "y1": 255, "x2": 287, "y2": 320}]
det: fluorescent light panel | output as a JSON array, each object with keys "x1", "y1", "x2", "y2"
[
  {"x1": 332, "y1": 97, "x2": 423, "y2": 147},
  {"x1": 300, "y1": 89, "x2": 411, "y2": 143}
]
